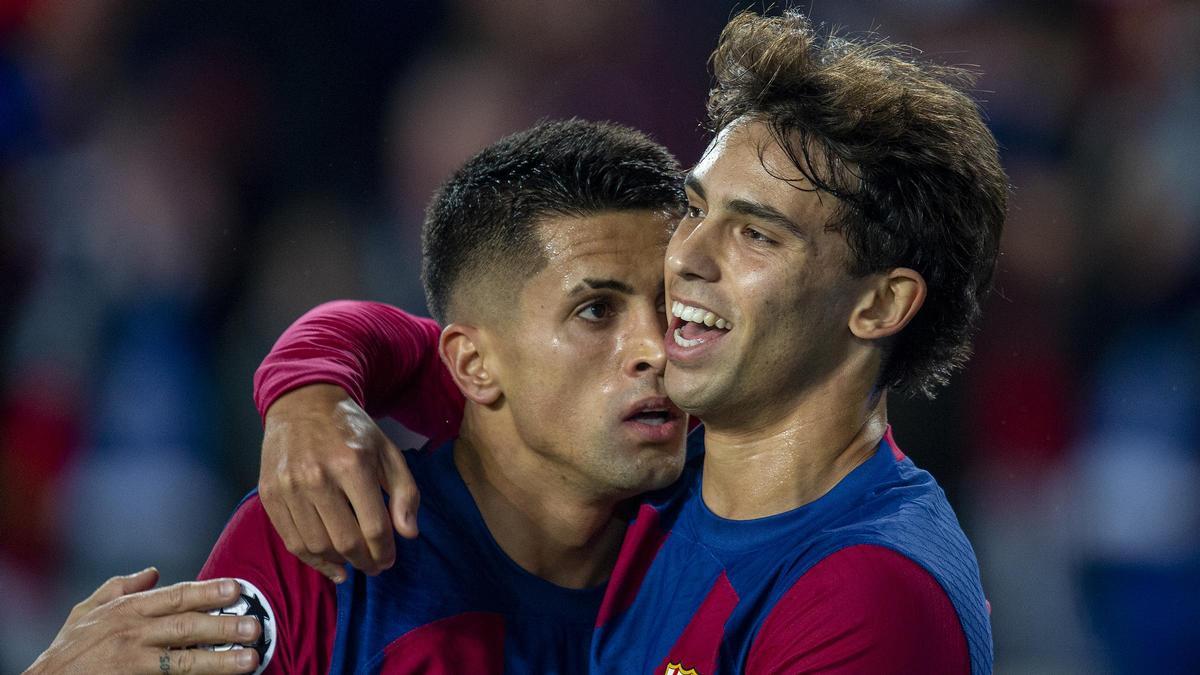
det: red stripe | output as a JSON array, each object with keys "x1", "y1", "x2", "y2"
[
  {"x1": 655, "y1": 572, "x2": 739, "y2": 675},
  {"x1": 596, "y1": 504, "x2": 669, "y2": 627},
  {"x1": 378, "y1": 612, "x2": 505, "y2": 674},
  {"x1": 884, "y1": 425, "x2": 906, "y2": 461}
]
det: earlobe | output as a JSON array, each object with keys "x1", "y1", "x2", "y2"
[
  {"x1": 439, "y1": 323, "x2": 502, "y2": 405},
  {"x1": 848, "y1": 268, "x2": 927, "y2": 340}
]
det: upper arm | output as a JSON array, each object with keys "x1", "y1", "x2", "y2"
[
  {"x1": 199, "y1": 495, "x2": 338, "y2": 674},
  {"x1": 253, "y1": 300, "x2": 465, "y2": 442},
  {"x1": 745, "y1": 544, "x2": 969, "y2": 675}
]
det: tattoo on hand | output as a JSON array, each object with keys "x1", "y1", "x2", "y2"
[{"x1": 159, "y1": 649, "x2": 170, "y2": 672}]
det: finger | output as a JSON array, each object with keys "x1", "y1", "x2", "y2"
[
  {"x1": 145, "y1": 646, "x2": 260, "y2": 675},
  {"x1": 126, "y1": 579, "x2": 242, "y2": 617},
  {"x1": 288, "y1": 497, "x2": 342, "y2": 562},
  {"x1": 380, "y1": 441, "x2": 420, "y2": 539},
  {"x1": 78, "y1": 567, "x2": 161, "y2": 615},
  {"x1": 145, "y1": 611, "x2": 261, "y2": 648},
  {"x1": 289, "y1": 499, "x2": 350, "y2": 583},
  {"x1": 313, "y1": 489, "x2": 378, "y2": 575},
  {"x1": 260, "y1": 488, "x2": 318, "y2": 567},
  {"x1": 342, "y1": 463, "x2": 397, "y2": 573}
]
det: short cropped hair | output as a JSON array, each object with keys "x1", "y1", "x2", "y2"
[
  {"x1": 421, "y1": 119, "x2": 685, "y2": 323},
  {"x1": 708, "y1": 11, "x2": 1008, "y2": 397}
]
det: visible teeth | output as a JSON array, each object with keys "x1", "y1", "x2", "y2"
[
  {"x1": 673, "y1": 328, "x2": 703, "y2": 347},
  {"x1": 670, "y1": 301, "x2": 732, "y2": 330}
]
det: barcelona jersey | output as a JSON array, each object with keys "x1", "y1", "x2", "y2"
[
  {"x1": 200, "y1": 442, "x2": 603, "y2": 674},
  {"x1": 591, "y1": 427, "x2": 991, "y2": 674}
]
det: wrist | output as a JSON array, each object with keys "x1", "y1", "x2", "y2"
[{"x1": 264, "y1": 383, "x2": 352, "y2": 422}]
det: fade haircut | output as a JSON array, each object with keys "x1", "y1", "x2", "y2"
[
  {"x1": 708, "y1": 11, "x2": 1008, "y2": 398},
  {"x1": 421, "y1": 119, "x2": 685, "y2": 323}
]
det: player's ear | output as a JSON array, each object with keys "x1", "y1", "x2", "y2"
[
  {"x1": 439, "y1": 323, "x2": 502, "y2": 405},
  {"x1": 848, "y1": 267, "x2": 926, "y2": 340}
]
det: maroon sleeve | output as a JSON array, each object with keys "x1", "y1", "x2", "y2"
[
  {"x1": 745, "y1": 544, "x2": 969, "y2": 674},
  {"x1": 198, "y1": 495, "x2": 337, "y2": 674},
  {"x1": 252, "y1": 300, "x2": 465, "y2": 444}
]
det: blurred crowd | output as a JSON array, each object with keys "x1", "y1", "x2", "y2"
[{"x1": 1, "y1": 1, "x2": 1197, "y2": 672}]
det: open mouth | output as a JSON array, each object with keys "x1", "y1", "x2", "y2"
[
  {"x1": 670, "y1": 300, "x2": 732, "y2": 348},
  {"x1": 621, "y1": 396, "x2": 684, "y2": 442},
  {"x1": 626, "y1": 409, "x2": 674, "y2": 426}
]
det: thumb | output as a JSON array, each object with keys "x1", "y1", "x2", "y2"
[{"x1": 379, "y1": 441, "x2": 420, "y2": 539}]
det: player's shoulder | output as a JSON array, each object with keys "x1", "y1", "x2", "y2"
[
  {"x1": 222, "y1": 490, "x2": 272, "y2": 531},
  {"x1": 747, "y1": 544, "x2": 969, "y2": 674},
  {"x1": 794, "y1": 544, "x2": 952, "y2": 609}
]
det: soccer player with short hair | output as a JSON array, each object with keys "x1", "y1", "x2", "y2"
[
  {"x1": 252, "y1": 10, "x2": 1006, "y2": 674},
  {"x1": 199, "y1": 119, "x2": 690, "y2": 672}
]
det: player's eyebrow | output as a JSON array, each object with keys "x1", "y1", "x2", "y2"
[
  {"x1": 686, "y1": 171, "x2": 814, "y2": 250},
  {"x1": 569, "y1": 278, "x2": 636, "y2": 296},
  {"x1": 726, "y1": 198, "x2": 812, "y2": 248}
]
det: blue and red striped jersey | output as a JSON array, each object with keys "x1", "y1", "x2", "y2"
[
  {"x1": 591, "y1": 427, "x2": 992, "y2": 675},
  {"x1": 201, "y1": 442, "x2": 603, "y2": 674}
]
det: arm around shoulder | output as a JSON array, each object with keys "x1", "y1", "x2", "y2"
[{"x1": 254, "y1": 300, "x2": 463, "y2": 439}]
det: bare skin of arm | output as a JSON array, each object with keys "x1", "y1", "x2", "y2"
[
  {"x1": 26, "y1": 567, "x2": 261, "y2": 675},
  {"x1": 258, "y1": 384, "x2": 418, "y2": 583}
]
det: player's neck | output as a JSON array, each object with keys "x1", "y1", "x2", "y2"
[
  {"x1": 699, "y1": 365, "x2": 888, "y2": 520},
  {"x1": 453, "y1": 419, "x2": 625, "y2": 590}
]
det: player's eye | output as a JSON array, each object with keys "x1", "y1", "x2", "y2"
[
  {"x1": 686, "y1": 205, "x2": 705, "y2": 219},
  {"x1": 743, "y1": 226, "x2": 776, "y2": 244},
  {"x1": 577, "y1": 300, "x2": 612, "y2": 322}
]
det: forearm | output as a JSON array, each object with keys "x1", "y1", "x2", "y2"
[{"x1": 254, "y1": 300, "x2": 464, "y2": 440}]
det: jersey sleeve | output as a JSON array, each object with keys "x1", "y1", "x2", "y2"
[
  {"x1": 745, "y1": 544, "x2": 969, "y2": 674},
  {"x1": 198, "y1": 494, "x2": 337, "y2": 674},
  {"x1": 252, "y1": 300, "x2": 465, "y2": 444}
]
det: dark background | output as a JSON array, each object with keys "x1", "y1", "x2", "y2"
[{"x1": 2, "y1": 1, "x2": 1197, "y2": 672}]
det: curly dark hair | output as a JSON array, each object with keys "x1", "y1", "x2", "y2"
[
  {"x1": 421, "y1": 119, "x2": 685, "y2": 323},
  {"x1": 708, "y1": 11, "x2": 1008, "y2": 397}
]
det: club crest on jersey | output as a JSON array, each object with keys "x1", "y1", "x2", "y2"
[
  {"x1": 206, "y1": 578, "x2": 277, "y2": 675},
  {"x1": 664, "y1": 663, "x2": 698, "y2": 675}
]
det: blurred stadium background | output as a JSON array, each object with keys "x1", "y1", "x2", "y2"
[{"x1": 1, "y1": 1, "x2": 1197, "y2": 672}]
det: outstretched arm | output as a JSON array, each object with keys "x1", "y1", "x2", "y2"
[{"x1": 255, "y1": 301, "x2": 466, "y2": 582}]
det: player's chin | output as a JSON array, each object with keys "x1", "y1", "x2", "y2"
[{"x1": 632, "y1": 444, "x2": 688, "y2": 490}]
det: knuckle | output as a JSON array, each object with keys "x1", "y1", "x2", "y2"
[
  {"x1": 309, "y1": 537, "x2": 336, "y2": 557},
  {"x1": 284, "y1": 537, "x2": 309, "y2": 557},
  {"x1": 113, "y1": 622, "x2": 138, "y2": 646},
  {"x1": 361, "y1": 520, "x2": 389, "y2": 541},
  {"x1": 392, "y1": 480, "x2": 418, "y2": 501},
  {"x1": 298, "y1": 464, "x2": 329, "y2": 489},
  {"x1": 173, "y1": 649, "x2": 196, "y2": 673},
  {"x1": 110, "y1": 594, "x2": 135, "y2": 614},
  {"x1": 223, "y1": 616, "x2": 248, "y2": 643},
  {"x1": 257, "y1": 483, "x2": 277, "y2": 502},
  {"x1": 329, "y1": 530, "x2": 363, "y2": 555},
  {"x1": 165, "y1": 584, "x2": 187, "y2": 611},
  {"x1": 171, "y1": 614, "x2": 193, "y2": 640},
  {"x1": 328, "y1": 452, "x2": 363, "y2": 476},
  {"x1": 272, "y1": 471, "x2": 296, "y2": 491}
]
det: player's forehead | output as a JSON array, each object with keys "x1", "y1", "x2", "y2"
[
  {"x1": 531, "y1": 210, "x2": 670, "y2": 297},
  {"x1": 689, "y1": 119, "x2": 840, "y2": 232}
]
